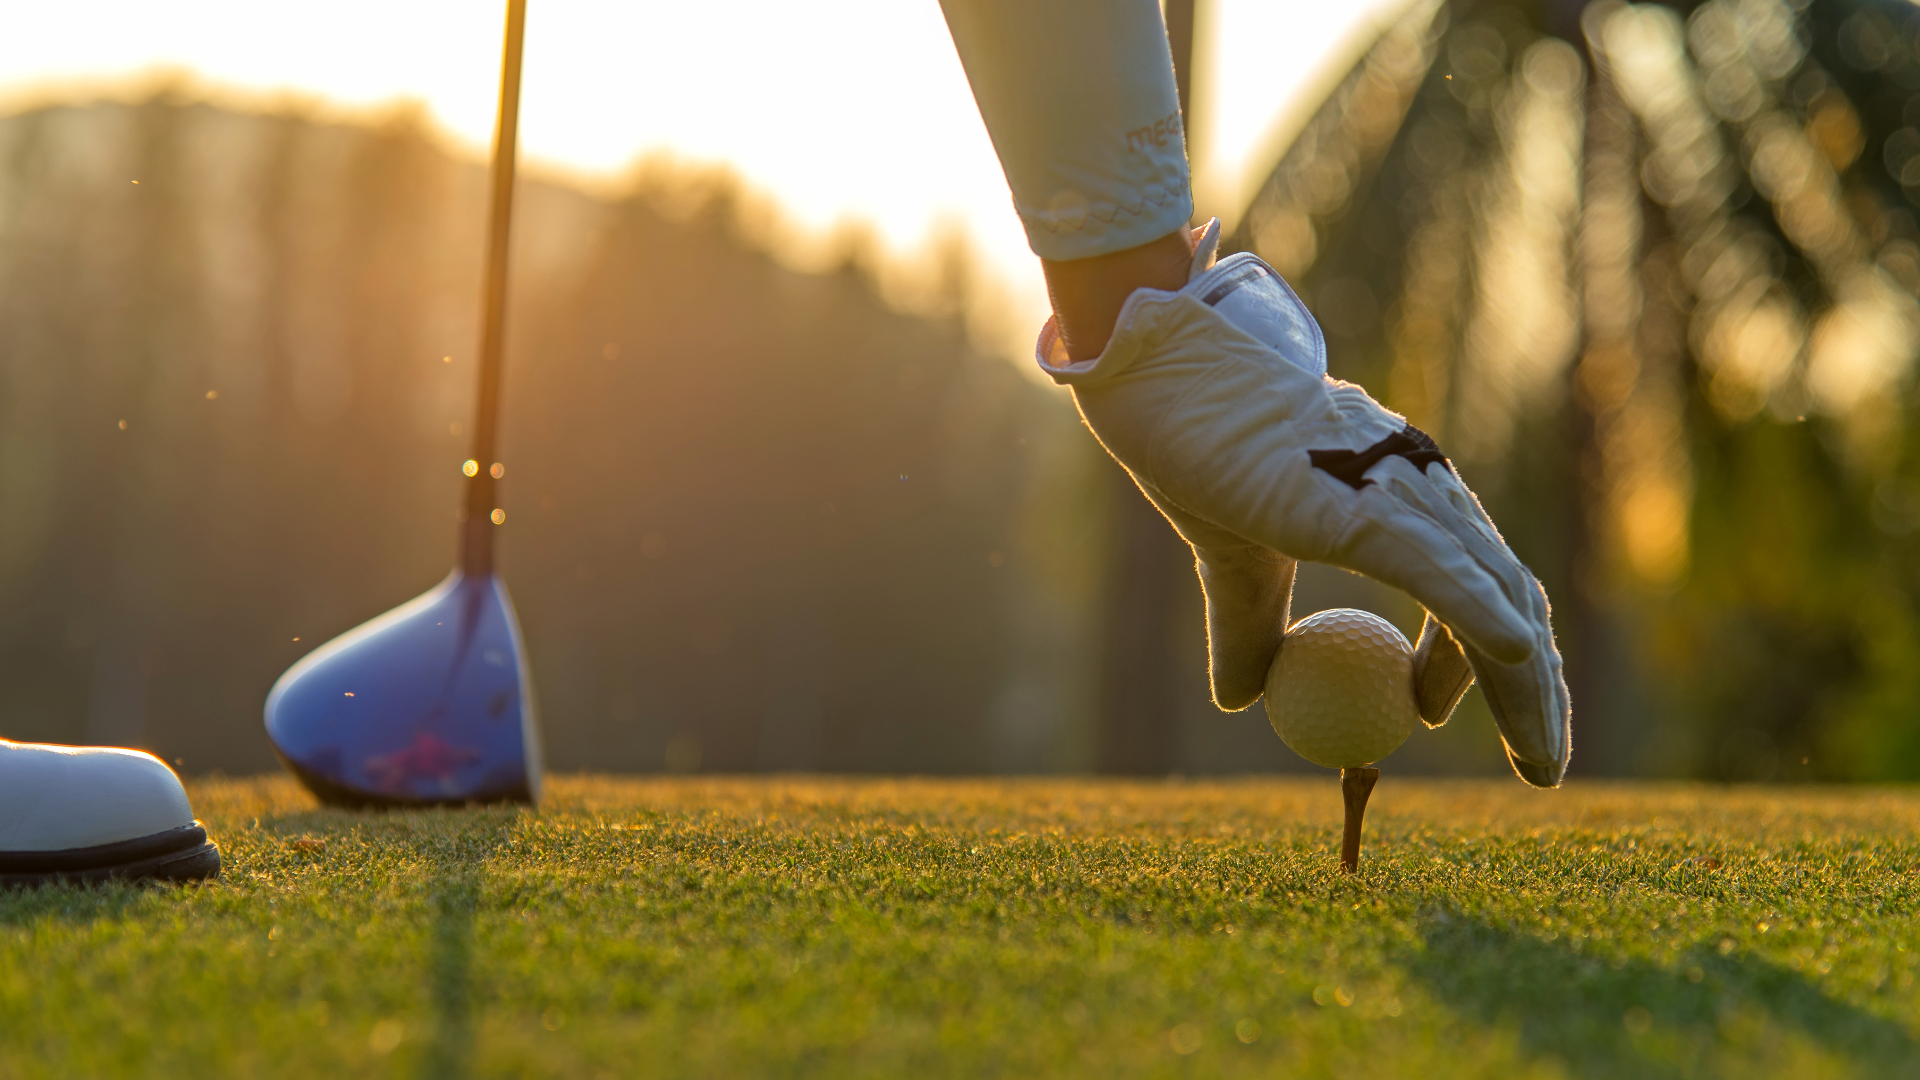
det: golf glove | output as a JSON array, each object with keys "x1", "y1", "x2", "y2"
[{"x1": 1036, "y1": 221, "x2": 1570, "y2": 786}]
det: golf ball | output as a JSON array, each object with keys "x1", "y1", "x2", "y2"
[{"x1": 1264, "y1": 608, "x2": 1417, "y2": 769}]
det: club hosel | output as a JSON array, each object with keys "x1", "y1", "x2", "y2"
[{"x1": 461, "y1": 473, "x2": 497, "y2": 577}]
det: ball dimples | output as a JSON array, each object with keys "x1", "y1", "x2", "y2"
[{"x1": 1264, "y1": 608, "x2": 1418, "y2": 769}]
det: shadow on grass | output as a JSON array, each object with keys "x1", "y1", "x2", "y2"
[
  {"x1": 235, "y1": 806, "x2": 512, "y2": 1080},
  {"x1": 421, "y1": 867, "x2": 480, "y2": 1080},
  {"x1": 1406, "y1": 913, "x2": 1918, "y2": 1077},
  {"x1": 403, "y1": 810, "x2": 524, "y2": 1080}
]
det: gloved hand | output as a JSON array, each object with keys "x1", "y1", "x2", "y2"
[{"x1": 1036, "y1": 221, "x2": 1571, "y2": 786}]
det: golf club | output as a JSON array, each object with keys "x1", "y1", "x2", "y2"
[{"x1": 263, "y1": 0, "x2": 544, "y2": 807}]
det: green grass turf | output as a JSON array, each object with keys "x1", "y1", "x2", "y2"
[{"x1": 3, "y1": 776, "x2": 1919, "y2": 1079}]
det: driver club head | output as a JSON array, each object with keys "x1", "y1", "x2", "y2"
[{"x1": 264, "y1": 570, "x2": 544, "y2": 807}]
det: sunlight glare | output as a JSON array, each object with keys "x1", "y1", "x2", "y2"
[{"x1": 4, "y1": 1, "x2": 1387, "y2": 359}]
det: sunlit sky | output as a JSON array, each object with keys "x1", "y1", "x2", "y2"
[{"x1": 4, "y1": 0, "x2": 1406, "y2": 356}]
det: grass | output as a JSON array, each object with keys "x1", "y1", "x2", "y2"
[{"x1": 3, "y1": 775, "x2": 1918, "y2": 1079}]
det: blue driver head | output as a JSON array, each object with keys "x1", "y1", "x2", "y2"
[{"x1": 265, "y1": 572, "x2": 544, "y2": 807}]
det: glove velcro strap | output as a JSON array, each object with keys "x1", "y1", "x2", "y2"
[{"x1": 1308, "y1": 424, "x2": 1448, "y2": 490}]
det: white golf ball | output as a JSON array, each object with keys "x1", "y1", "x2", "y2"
[{"x1": 1264, "y1": 608, "x2": 1418, "y2": 769}]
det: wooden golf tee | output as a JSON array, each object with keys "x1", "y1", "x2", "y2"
[{"x1": 1339, "y1": 767, "x2": 1379, "y2": 873}]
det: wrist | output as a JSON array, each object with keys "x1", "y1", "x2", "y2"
[{"x1": 1041, "y1": 228, "x2": 1194, "y2": 362}]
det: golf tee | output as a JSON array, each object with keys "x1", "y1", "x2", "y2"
[{"x1": 1339, "y1": 767, "x2": 1379, "y2": 873}]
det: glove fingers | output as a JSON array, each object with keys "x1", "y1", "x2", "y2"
[
  {"x1": 1362, "y1": 457, "x2": 1569, "y2": 778},
  {"x1": 1410, "y1": 612, "x2": 1474, "y2": 728},
  {"x1": 1507, "y1": 744, "x2": 1564, "y2": 788},
  {"x1": 1373, "y1": 460, "x2": 1546, "y2": 636},
  {"x1": 1429, "y1": 470, "x2": 1554, "y2": 631},
  {"x1": 1414, "y1": 479, "x2": 1571, "y2": 780},
  {"x1": 1463, "y1": 639, "x2": 1571, "y2": 784},
  {"x1": 1194, "y1": 547, "x2": 1296, "y2": 711},
  {"x1": 1329, "y1": 494, "x2": 1535, "y2": 665},
  {"x1": 1128, "y1": 477, "x2": 1296, "y2": 714},
  {"x1": 1321, "y1": 498, "x2": 1567, "y2": 775}
]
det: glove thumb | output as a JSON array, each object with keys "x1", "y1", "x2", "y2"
[{"x1": 1411, "y1": 611, "x2": 1474, "y2": 727}]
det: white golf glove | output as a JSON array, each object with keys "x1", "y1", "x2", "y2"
[{"x1": 1037, "y1": 221, "x2": 1571, "y2": 786}]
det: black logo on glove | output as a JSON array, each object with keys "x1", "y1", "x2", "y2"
[{"x1": 1308, "y1": 424, "x2": 1450, "y2": 491}]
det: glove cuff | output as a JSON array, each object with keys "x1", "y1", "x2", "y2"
[{"x1": 1034, "y1": 228, "x2": 1326, "y2": 389}]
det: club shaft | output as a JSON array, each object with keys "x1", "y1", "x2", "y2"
[
  {"x1": 1339, "y1": 767, "x2": 1378, "y2": 873},
  {"x1": 462, "y1": 0, "x2": 529, "y2": 578}
]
